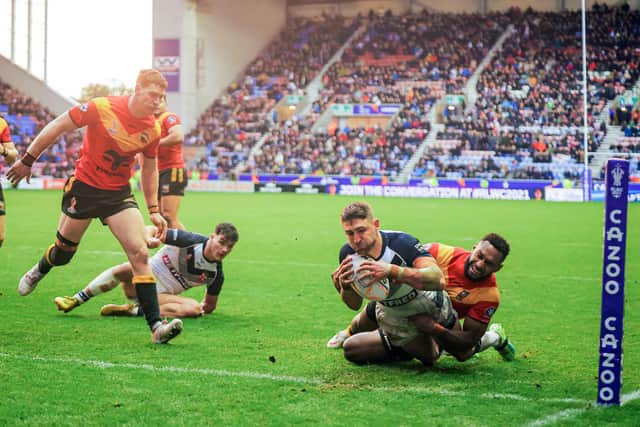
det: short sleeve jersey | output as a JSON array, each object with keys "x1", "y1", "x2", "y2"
[
  {"x1": 68, "y1": 96, "x2": 161, "y2": 190},
  {"x1": 150, "y1": 229, "x2": 224, "y2": 296},
  {"x1": 339, "y1": 230, "x2": 433, "y2": 302},
  {"x1": 156, "y1": 111, "x2": 184, "y2": 171},
  {"x1": 426, "y1": 242, "x2": 500, "y2": 324},
  {"x1": 0, "y1": 117, "x2": 11, "y2": 143}
]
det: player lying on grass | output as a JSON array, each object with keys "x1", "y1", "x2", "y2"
[
  {"x1": 331, "y1": 201, "x2": 458, "y2": 366},
  {"x1": 54, "y1": 222, "x2": 238, "y2": 318},
  {"x1": 328, "y1": 233, "x2": 516, "y2": 363}
]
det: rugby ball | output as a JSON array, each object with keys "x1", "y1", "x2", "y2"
[{"x1": 350, "y1": 253, "x2": 390, "y2": 301}]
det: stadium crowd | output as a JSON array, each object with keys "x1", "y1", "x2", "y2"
[
  {"x1": 2, "y1": 4, "x2": 640, "y2": 182},
  {"x1": 0, "y1": 79, "x2": 81, "y2": 179}
]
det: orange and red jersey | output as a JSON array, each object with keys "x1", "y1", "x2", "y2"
[
  {"x1": 156, "y1": 111, "x2": 184, "y2": 171},
  {"x1": 426, "y1": 242, "x2": 500, "y2": 324},
  {"x1": 0, "y1": 117, "x2": 11, "y2": 144},
  {"x1": 68, "y1": 96, "x2": 161, "y2": 190}
]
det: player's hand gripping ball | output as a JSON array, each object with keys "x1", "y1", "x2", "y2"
[{"x1": 350, "y1": 253, "x2": 390, "y2": 301}]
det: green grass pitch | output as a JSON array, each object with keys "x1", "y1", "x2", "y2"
[{"x1": 0, "y1": 190, "x2": 639, "y2": 426}]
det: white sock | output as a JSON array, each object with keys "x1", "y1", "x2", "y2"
[
  {"x1": 75, "y1": 268, "x2": 119, "y2": 304},
  {"x1": 476, "y1": 331, "x2": 501, "y2": 353}
]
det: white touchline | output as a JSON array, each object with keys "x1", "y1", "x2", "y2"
[
  {"x1": 527, "y1": 390, "x2": 640, "y2": 426},
  {"x1": 1, "y1": 352, "x2": 590, "y2": 405},
  {"x1": 527, "y1": 408, "x2": 586, "y2": 426}
]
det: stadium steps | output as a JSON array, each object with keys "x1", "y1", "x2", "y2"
[
  {"x1": 301, "y1": 24, "x2": 366, "y2": 119},
  {"x1": 231, "y1": 24, "x2": 366, "y2": 176},
  {"x1": 394, "y1": 24, "x2": 515, "y2": 184},
  {"x1": 590, "y1": 83, "x2": 639, "y2": 175},
  {"x1": 394, "y1": 123, "x2": 444, "y2": 183},
  {"x1": 590, "y1": 125, "x2": 621, "y2": 176},
  {"x1": 464, "y1": 24, "x2": 515, "y2": 113}
]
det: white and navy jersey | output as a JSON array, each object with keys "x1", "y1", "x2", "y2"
[
  {"x1": 150, "y1": 229, "x2": 224, "y2": 296},
  {"x1": 339, "y1": 230, "x2": 432, "y2": 302}
]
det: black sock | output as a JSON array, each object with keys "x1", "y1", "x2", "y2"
[
  {"x1": 38, "y1": 257, "x2": 53, "y2": 274},
  {"x1": 38, "y1": 246, "x2": 54, "y2": 274},
  {"x1": 134, "y1": 280, "x2": 161, "y2": 330}
]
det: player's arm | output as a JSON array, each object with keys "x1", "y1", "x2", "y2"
[
  {"x1": 341, "y1": 281, "x2": 363, "y2": 310},
  {"x1": 159, "y1": 123, "x2": 184, "y2": 147},
  {"x1": 358, "y1": 256, "x2": 445, "y2": 291},
  {"x1": 202, "y1": 272, "x2": 223, "y2": 313},
  {"x1": 6, "y1": 113, "x2": 78, "y2": 185},
  {"x1": 411, "y1": 313, "x2": 486, "y2": 353},
  {"x1": 332, "y1": 255, "x2": 363, "y2": 310},
  {"x1": 163, "y1": 229, "x2": 208, "y2": 247},
  {"x1": 1, "y1": 142, "x2": 18, "y2": 164},
  {"x1": 201, "y1": 293, "x2": 218, "y2": 314},
  {"x1": 140, "y1": 153, "x2": 167, "y2": 240}
]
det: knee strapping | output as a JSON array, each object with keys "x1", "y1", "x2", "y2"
[
  {"x1": 56, "y1": 231, "x2": 78, "y2": 248},
  {"x1": 47, "y1": 231, "x2": 79, "y2": 266},
  {"x1": 46, "y1": 243, "x2": 76, "y2": 266}
]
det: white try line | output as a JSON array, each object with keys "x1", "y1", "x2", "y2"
[
  {"x1": 0, "y1": 352, "x2": 321, "y2": 385},
  {"x1": 0, "y1": 352, "x2": 588, "y2": 405},
  {"x1": 527, "y1": 390, "x2": 640, "y2": 426},
  {"x1": 510, "y1": 273, "x2": 600, "y2": 283}
]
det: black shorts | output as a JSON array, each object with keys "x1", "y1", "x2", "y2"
[
  {"x1": 61, "y1": 176, "x2": 138, "y2": 225},
  {"x1": 0, "y1": 183, "x2": 5, "y2": 216},
  {"x1": 159, "y1": 168, "x2": 188, "y2": 197}
]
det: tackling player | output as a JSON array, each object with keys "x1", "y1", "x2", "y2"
[
  {"x1": 0, "y1": 115, "x2": 18, "y2": 247},
  {"x1": 53, "y1": 223, "x2": 238, "y2": 318},
  {"x1": 155, "y1": 95, "x2": 186, "y2": 229},
  {"x1": 328, "y1": 233, "x2": 516, "y2": 362},
  {"x1": 7, "y1": 69, "x2": 182, "y2": 344},
  {"x1": 331, "y1": 201, "x2": 457, "y2": 366}
]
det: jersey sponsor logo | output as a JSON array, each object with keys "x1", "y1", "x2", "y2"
[
  {"x1": 67, "y1": 197, "x2": 78, "y2": 214},
  {"x1": 455, "y1": 290, "x2": 470, "y2": 301},
  {"x1": 102, "y1": 150, "x2": 132, "y2": 171},
  {"x1": 162, "y1": 254, "x2": 191, "y2": 290},
  {"x1": 416, "y1": 243, "x2": 432, "y2": 255},
  {"x1": 485, "y1": 306, "x2": 496, "y2": 317},
  {"x1": 96, "y1": 165, "x2": 128, "y2": 179},
  {"x1": 379, "y1": 288, "x2": 418, "y2": 307}
]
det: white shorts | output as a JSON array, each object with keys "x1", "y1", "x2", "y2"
[{"x1": 375, "y1": 290, "x2": 456, "y2": 346}]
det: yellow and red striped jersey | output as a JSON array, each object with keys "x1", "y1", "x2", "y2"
[
  {"x1": 427, "y1": 242, "x2": 500, "y2": 324},
  {"x1": 69, "y1": 96, "x2": 161, "y2": 190},
  {"x1": 156, "y1": 111, "x2": 184, "y2": 171},
  {"x1": 0, "y1": 117, "x2": 11, "y2": 143}
]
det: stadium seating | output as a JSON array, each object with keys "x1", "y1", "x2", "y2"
[
  {"x1": 0, "y1": 78, "x2": 80, "y2": 178},
  {"x1": 4, "y1": 5, "x2": 640, "y2": 182}
]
